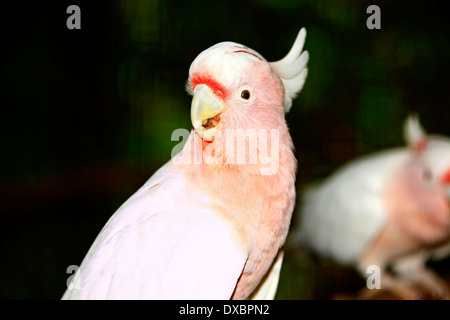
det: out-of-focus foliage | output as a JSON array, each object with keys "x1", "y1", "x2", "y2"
[{"x1": 0, "y1": 0, "x2": 449, "y2": 299}]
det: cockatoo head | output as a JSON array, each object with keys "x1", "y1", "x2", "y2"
[
  {"x1": 395, "y1": 114, "x2": 450, "y2": 229},
  {"x1": 186, "y1": 28, "x2": 309, "y2": 143},
  {"x1": 404, "y1": 114, "x2": 450, "y2": 196}
]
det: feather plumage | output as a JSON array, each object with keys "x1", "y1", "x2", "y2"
[
  {"x1": 63, "y1": 28, "x2": 308, "y2": 300},
  {"x1": 292, "y1": 114, "x2": 450, "y2": 299},
  {"x1": 270, "y1": 28, "x2": 309, "y2": 112}
]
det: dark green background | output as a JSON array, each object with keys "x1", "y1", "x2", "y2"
[{"x1": 1, "y1": 0, "x2": 449, "y2": 299}]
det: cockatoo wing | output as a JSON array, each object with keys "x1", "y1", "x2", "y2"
[
  {"x1": 294, "y1": 150, "x2": 408, "y2": 264},
  {"x1": 249, "y1": 250, "x2": 284, "y2": 300},
  {"x1": 62, "y1": 161, "x2": 248, "y2": 299}
]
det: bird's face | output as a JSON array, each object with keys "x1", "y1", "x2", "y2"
[
  {"x1": 403, "y1": 115, "x2": 450, "y2": 206},
  {"x1": 401, "y1": 137, "x2": 450, "y2": 226},
  {"x1": 186, "y1": 42, "x2": 285, "y2": 143},
  {"x1": 425, "y1": 137, "x2": 450, "y2": 203}
]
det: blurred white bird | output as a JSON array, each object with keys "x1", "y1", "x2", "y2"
[{"x1": 292, "y1": 114, "x2": 450, "y2": 299}]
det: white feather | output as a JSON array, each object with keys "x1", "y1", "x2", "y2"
[
  {"x1": 270, "y1": 28, "x2": 309, "y2": 113},
  {"x1": 62, "y1": 160, "x2": 247, "y2": 299},
  {"x1": 249, "y1": 251, "x2": 284, "y2": 300},
  {"x1": 404, "y1": 113, "x2": 426, "y2": 146}
]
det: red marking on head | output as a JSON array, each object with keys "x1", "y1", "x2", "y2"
[
  {"x1": 442, "y1": 169, "x2": 450, "y2": 184},
  {"x1": 201, "y1": 138, "x2": 215, "y2": 153},
  {"x1": 191, "y1": 73, "x2": 229, "y2": 100}
]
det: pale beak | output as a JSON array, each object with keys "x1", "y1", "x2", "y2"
[{"x1": 190, "y1": 84, "x2": 225, "y2": 142}]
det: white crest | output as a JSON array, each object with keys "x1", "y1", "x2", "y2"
[
  {"x1": 270, "y1": 28, "x2": 309, "y2": 113},
  {"x1": 403, "y1": 113, "x2": 427, "y2": 147}
]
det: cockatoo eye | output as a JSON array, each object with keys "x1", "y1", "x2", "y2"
[
  {"x1": 241, "y1": 90, "x2": 251, "y2": 100},
  {"x1": 234, "y1": 85, "x2": 254, "y2": 105}
]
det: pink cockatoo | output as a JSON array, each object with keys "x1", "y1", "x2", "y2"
[
  {"x1": 293, "y1": 114, "x2": 450, "y2": 299},
  {"x1": 62, "y1": 28, "x2": 309, "y2": 300}
]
